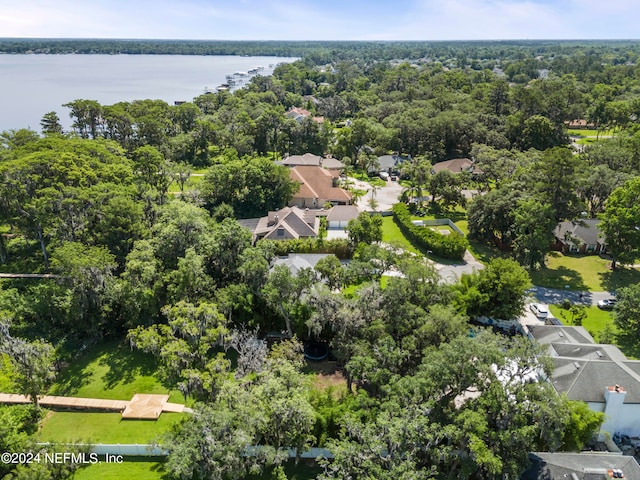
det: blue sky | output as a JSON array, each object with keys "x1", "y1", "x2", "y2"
[{"x1": 1, "y1": 0, "x2": 639, "y2": 40}]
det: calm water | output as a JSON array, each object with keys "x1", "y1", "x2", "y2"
[{"x1": 0, "y1": 54, "x2": 297, "y2": 132}]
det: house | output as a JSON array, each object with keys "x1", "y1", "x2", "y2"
[
  {"x1": 521, "y1": 452, "x2": 640, "y2": 480},
  {"x1": 432, "y1": 158, "x2": 481, "y2": 175},
  {"x1": 271, "y1": 253, "x2": 330, "y2": 276},
  {"x1": 285, "y1": 106, "x2": 324, "y2": 124},
  {"x1": 238, "y1": 206, "x2": 319, "y2": 242},
  {"x1": 369, "y1": 154, "x2": 407, "y2": 175},
  {"x1": 528, "y1": 325, "x2": 640, "y2": 439},
  {"x1": 280, "y1": 153, "x2": 344, "y2": 170},
  {"x1": 326, "y1": 205, "x2": 360, "y2": 229},
  {"x1": 565, "y1": 119, "x2": 596, "y2": 129},
  {"x1": 289, "y1": 166, "x2": 352, "y2": 208},
  {"x1": 553, "y1": 219, "x2": 607, "y2": 254}
]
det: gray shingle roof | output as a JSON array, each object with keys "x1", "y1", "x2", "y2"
[
  {"x1": 554, "y1": 219, "x2": 605, "y2": 247},
  {"x1": 521, "y1": 452, "x2": 640, "y2": 480},
  {"x1": 528, "y1": 325, "x2": 596, "y2": 345}
]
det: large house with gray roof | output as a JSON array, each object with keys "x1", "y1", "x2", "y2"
[
  {"x1": 553, "y1": 219, "x2": 607, "y2": 254},
  {"x1": 521, "y1": 452, "x2": 640, "y2": 480},
  {"x1": 528, "y1": 324, "x2": 640, "y2": 438}
]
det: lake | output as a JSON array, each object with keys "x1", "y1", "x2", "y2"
[{"x1": 0, "y1": 54, "x2": 298, "y2": 132}]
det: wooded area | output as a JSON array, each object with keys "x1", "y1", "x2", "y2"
[{"x1": 2, "y1": 39, "x2": 640, "y2": 479}]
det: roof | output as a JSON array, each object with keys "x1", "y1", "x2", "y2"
[
  {"x1": 375, "y1": 154, "x2": 407, "y2": 172},
  {"x1": 528, "y1": 325, "x2": 596, "y2": 345},
  {"x1": 281, "y1": 153, "x2": 344, "y2": 169},
  {"x1": 550, "y1": 357, "x2": 640, "y2": 403},
  {"x1": 554, "y1": 219, "x2": 605, "y2": 247},
  {"x1": 240, "y1": 206, "x2": 319, "y2": 241},
  {"x1": 326, "y1": 205, "x2": 360, "y2": 223},
  {"x1": 432, "y1": 158, "x2": 475, "y2": 174},
  {"x1": 285, "y1": 107, "x2": 325, "y2": 124},
  {"x1": 272, "y1": 254, "x2": 330, "y2": 276},
  {"x1": 521, "y1": 452, "x2": 640, "y2": 480},
  {"x1": 290, "y1": 166, "x2": 352, "y2": 204}
]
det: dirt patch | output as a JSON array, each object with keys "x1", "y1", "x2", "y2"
[{"x1": 306, "y1": 360, "x2": 348, "y2": 392}]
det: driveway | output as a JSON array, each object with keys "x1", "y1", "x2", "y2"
[
  {"x1": 434, "y1": 250, "x2": 485, "y2": 284},
  {"x1": 346, "y1": 177, "x2": 403, "y2": 212}
]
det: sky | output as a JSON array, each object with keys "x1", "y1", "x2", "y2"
[{"x1": 1, "y1": 0, "x2": 639, "y2": 41}]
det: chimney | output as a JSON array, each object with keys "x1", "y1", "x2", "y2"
[{"x1": 600, "y1": 385, "x2": 627, "y2": 441}]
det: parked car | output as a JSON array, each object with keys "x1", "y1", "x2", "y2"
[
  {"x1": 379, "y1": 171, "x2": 390, "y2": 181},
  {"x1": 597, "y1": 298, "x2": 617, "y2": 310},
  {"x1": 530, "y1": 303, "x2": 549, "y2": 318}
]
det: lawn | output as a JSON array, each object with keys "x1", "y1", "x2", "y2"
[
  {"x1": 381, "y1": 216, "x2": 420, "y2": 254},
  {"x1": 567, "y1": 128, "x2": 614, "y2": 137},
  {"x1": 49, "y1": 340, "x2": 184, "y2": 404},
  {"x1": 167, "y1": 174, "x2": 204, "y2": 194},
  {"x1": 529, "y1": 252, "x2": 640, "y2": 292},
  {"x1": 36, "y1": 341, "x2": 189, "y2": 445},
  {"x1": 37, "y1": 411, "x2": 186, "y2": 444},
  {"x1": 74, "y1": 458, "x2": 321, "y2": 480},
  {"x1": 74, "y1": 458, "x2": 167, "y2": 480},
  {"x1": 549, "y1": 305, "x2": 614, "y2": 339}
]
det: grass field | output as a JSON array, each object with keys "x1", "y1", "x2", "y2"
[
  {"x1": 36, "y1": 341, "x2": 189, "y2": 445},
  {"x1": 49, "y1": 340, "x2": 184, "y2": 403},
  {"x1": 567, "y1": 128, "x2": 614, "y2": 137},
  {"x1": 529, "y1": 252, "x2": 640, "y2": 292},
  {"x1": 74, "y1": 457, "x2": 167, "y2": 480},
  {"x1": 549, "y1": 304, "x2": 613, "y2": 336},
  {"x1": 37, "y1": 411, "x2": 186, "y2": 444},
  {"x1": 74, "y1": 458, "x2": 322, "y2": 480},
  {"x1": 381, "y1": 216, "x2": 420, "y2": 254}
]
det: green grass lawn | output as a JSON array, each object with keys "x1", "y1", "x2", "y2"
[
  {"x1": 37, "y1": 411, "x2": 186, "y2": 444},
  {"x1": 567, "y1": 128, "x2": 614, "y2": 137},
  {"x1": 529, "y1": 252, "x2": 640, "y2": 292},
  {"x1": 549, "y1": 305, "x2": 613, "y2": 337},
  {"x1": 49, "y1": 340, "x2": 184, "y2": 404},
  {"x1": 381, "y1": 216, "x2": 420, "y2": 254},
  {"x1": 74, "y1": 458, "x2": 167, "y2": 480},
  {"x1": 74, "y1": 458, "x2": 321, "y2": 480}
]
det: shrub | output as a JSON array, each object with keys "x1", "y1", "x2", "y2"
[{"x1": 392, "y1": 203, "x2": 467, "y2": 260}]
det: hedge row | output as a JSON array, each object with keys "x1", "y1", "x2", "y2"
[
  {"x1": 392, "y1": 203, "x2": 467, "y2": 260},
  {"x1": 259, "y1": 238, "x2": 351, "y2": 259}
]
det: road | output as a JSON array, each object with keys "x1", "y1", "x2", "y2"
[{"x1": 527, "y1": 286, "x2": 615, "y2": 306}]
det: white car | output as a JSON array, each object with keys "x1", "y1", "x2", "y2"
[
  {"x1": 379, "y1": 171, "x2": 390, "y2": 181},
  {"x1": 530, "y1": 303, "x2": 549, "y2": 319}
]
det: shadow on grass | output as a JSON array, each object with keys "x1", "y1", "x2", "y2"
[
  {"x1": 599, "y1": 266, "x2": 640, "y2": 293},
  {"x1": 529, "y1": 264, "x2": 590, "y2": 292},
  {"x1": 98, "y1": 343, "x2": 157, "y2": 390}
]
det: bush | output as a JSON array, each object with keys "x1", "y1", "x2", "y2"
[
  {"x1": 260, "y1": 238, "x2": 351, "y2": 259},
  {"x1": 392, "y1": 203, "x2": 467, "y2": 260}
]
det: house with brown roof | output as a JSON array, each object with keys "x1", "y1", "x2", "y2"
[
  {"x1": 285, "y1": 107, "x2": 324, "y2": 124},
  {"x1": 432, "y1": 158, "x2": 481, "y2": 175},
  {"x1": 238, "y1": 206, "x2": 319, "y2": 242},
  {"x1": 280, "y1": 153, "x2": 344, "y2": 170},
  {"x1": 289, "y1": 166, "x2": 352, "y2": 209}
]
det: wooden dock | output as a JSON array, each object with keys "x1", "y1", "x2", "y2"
[{"x1": 0, "y1": 393, "x2": 186, "y2": 419}]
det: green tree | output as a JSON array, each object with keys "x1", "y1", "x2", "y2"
[
  {"x1": 457, "y1": 258, "x2": 531, "y2": 320},
  {"x1": 600, "y1": 177, "x2": 640, "y2": 270},
  {"x1": 127, "y1": 301, "x2": 230, "y2": 401},
  {"x1": 346, "y1": 212, "x2": 383, "y2": 248},
  {"x1": 512, "y1": 198, "x2": 556, "y2": 270},
  {"x1": 40, "y1": 111, "x2": 63, "y2": 135},
  {"x1": 0, "y1": 322, "x2": 56, "y2": 408},
  {"x1": 612, "y1": 283, "x2": 640, "y2": 342}
]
